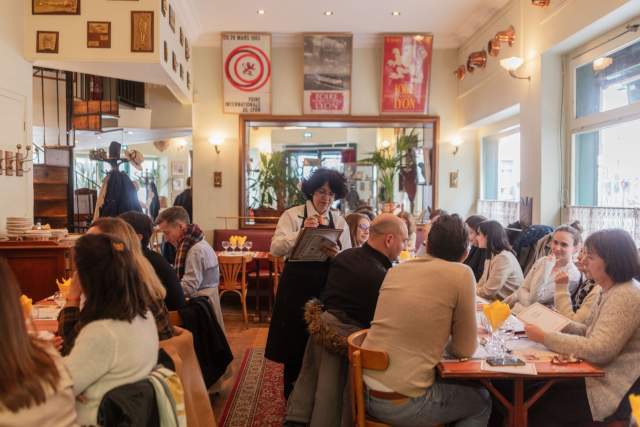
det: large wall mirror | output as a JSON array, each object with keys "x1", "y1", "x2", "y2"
[{"x1": 239, "y1": 115, "x2": 439, "y2": 228}]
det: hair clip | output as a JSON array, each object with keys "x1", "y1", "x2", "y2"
[{"x1": 112, "y1": 242, "x2": 125, "y2": 252}]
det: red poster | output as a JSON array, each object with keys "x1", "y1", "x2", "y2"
[{"x1": 381, "y1": 34, "x2": 433, "y2": 114}]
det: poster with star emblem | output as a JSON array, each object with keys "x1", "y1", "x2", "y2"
[{"x1": 222, "y1": 32, "x2": 272, "y2": 114}]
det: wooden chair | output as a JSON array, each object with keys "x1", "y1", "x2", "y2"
[
  {"x1": 169, "y1": 310, "x2": 182, "y2": 327},
  {"x1": 347, "y1": 329, "x2": 390, "y2": 427},
  {"x1": 270, "y1": 254, "x2": 285, "y2": 297},
  {"x1": 218, "y1": 255, "x2": 248, "y2": 324}
]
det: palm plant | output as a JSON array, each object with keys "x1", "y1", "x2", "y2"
[{"x1": 250, "y1": 151, "x2": 304, "y2": 211}]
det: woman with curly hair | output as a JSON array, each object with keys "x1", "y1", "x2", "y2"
[{"x1": 266, "y1": 167, "x2": 352, "y2": 398}]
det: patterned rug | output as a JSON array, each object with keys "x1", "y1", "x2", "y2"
[{"x1": 219, "y1": 348, "x2": 286, "y2": 427}]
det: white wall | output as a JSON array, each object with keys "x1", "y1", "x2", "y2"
[
  {"x1": 0, "y1": 0, "x2": 33, "y2": 232},
  {"x1": 191, "y1": 45, "x2": 469, "y2": 236}
]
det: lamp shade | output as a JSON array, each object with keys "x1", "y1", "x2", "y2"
[{"x1": 500, "y1": 57, "x2": 524, "y2": 71}]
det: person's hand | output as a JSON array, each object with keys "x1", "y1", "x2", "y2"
[
  {"x1": 53, "y1": 336, "x2": 63, "y2": 352},
  {"x1": 525, "y1": 324, "x2": 545, "y2": 343},
  {"x1": 303, "y1": 216, "x2": 319, "y2": 228},
  {"x1": 554, "y1": 271, "x2": 569, "y2": 290},
  {"x1": 320, "y1": 243, "x2": 339, "y2": 258}
]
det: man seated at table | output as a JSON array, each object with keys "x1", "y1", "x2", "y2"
[
  {"x1": 156, "y1": 206, "x2": 224, "y2": 330},
  {"x1": 362, "y1": 214, "x2": 491, "y2": 427}
]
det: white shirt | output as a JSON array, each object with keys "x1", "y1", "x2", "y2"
[{"x1": 270, "y1": 201, "x2": 352, "y2": 257}]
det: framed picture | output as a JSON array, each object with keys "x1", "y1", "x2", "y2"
[
  {"x1": 187, "y1": 72, "x2": 191, "y2": 89},
  {"x1": 32, "y1": 0, "x2": 80, "y2": 15},
  {"x1": 36, "y1": 31, "x2": 59, "y2": 53},
  {"x1": 303, "y1": 33, "x2": 352, "y2": 115},
  {"x1": 161, "y1": 0, "x2": 167, "y2": 16},
  {"x1": 222, "y1": 32, "x2": 272, "y2": 114},
  {"x1": 179, "y1": 63, "x2": 184, "y2": 80},
  {"x1": 179, "y1": 27, "x2": 184, "y2": 46},
  {"x1": 131, "y1": 11, "x2": 154, "y2": 52},
  {"x1": 173, "y1": 177, "x2": 185, "y2": 192},
  {"x1": 163, "y1": 41, "x2": 168, "y2": 62},
  {"x1": 87, "y1": 22, "x2": 111, "y2": 48},
  {"x1": 172, "y1": 161, "x2": 185, "y2": 176},
  {"x1": 381, "y1": 34, "x2": 433, "y2": 114},
  {"x1": 185, "y1": 38, "x2": 190, "y2": 61},
  {"x1": 172, "y1": 52, "x2": 177, "y2": 71},
  {"x1": 168, "y1": 5, "x2": 175, "y2": 32}
]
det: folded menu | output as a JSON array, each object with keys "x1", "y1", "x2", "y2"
[
  {"x1": 516, "y1": 303, "x2": 571, "y2": 333},
  {"x1": 289, "y1": 227, "x2": 343, "y2": 262}
]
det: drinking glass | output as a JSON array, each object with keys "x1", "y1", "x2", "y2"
[
  {"x1": 53, "y1": 291, "x2": 66, "y2": 309},
  {"x1": 222, "y1": 241, "x2": 230, "y2": 253},
  {"x1": 230, "y1": 240, "x2": 238, "y2": 253},
  {"x1": 481, "y1": 313, "x2": 508, "y2": 359},
  {"x1": 244, "y1": 241, "x2": 253, "y2": 253}
]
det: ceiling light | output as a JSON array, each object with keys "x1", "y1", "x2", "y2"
[
  {"x1": 391, "y1": 11, "x2": 401, "y2": 16},
  {"x1": 323, "y1": 11, "x2": 334, "y2": 16},
  {"x1": 593, "y1": 57, "x2": 613, "y2": 72},
  {"x1": 257, "y1": 9, "x2": 265, "y2": 15},
  {"x1": 127, "y1": 131, "x2": 134, "y2": 135}
]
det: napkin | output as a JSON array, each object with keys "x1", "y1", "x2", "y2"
[
  {"x1": 56, "y1": 277, "x2": 72, "y2": 297},
  {"x1": 630, "y1": 394, "x2": 640, "y2": 425},
  {"x1": 398, "y1": 250, "x2": 411, "y2": 261},
  {"x1": 20, "y1": 294, "x2": 33, "y2": 317},
  {"x1": 482, "y1": 300, "x2": 511, "y2": 331}
]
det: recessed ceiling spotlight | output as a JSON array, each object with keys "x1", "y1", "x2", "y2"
[
  {"x1": 391, "y1": 11, "x2": 401, "y2": 16},
  {"x1": 257, "y1": 9, "x2": 265, "y2": 15},
  {"x1": 324, "y1": 11, "x2": 334, "y2": 16}
]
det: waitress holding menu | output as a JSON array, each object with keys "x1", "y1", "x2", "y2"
[{"x1": 266, "y1": 168, "x2": 352, "y2": 398}]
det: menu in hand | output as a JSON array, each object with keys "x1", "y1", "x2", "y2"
[
  {"x1": 516, "y1": 303, "x2": 571, "y2": 333},
  {"x1": 288, "y1": 227, "x2": 343, "y2": 262}
]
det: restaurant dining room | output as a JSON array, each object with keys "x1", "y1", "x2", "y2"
[{"x1": 3, "y1": 0, "x2": 640, "y2": 426}]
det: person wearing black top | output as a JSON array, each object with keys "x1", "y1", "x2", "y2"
[
  {"x1": 464, "y1": 214, "x2": 488, "y2": 281},
  {"x1": 173, "y1": 177, "x2": 193, "y2": 222},
  {"x1": 119, "y1": 211, "x2": 186, "y2": 310}
]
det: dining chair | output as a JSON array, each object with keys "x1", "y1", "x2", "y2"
[
  {"x1": 218, "y1": 255, "x2": 248, "y2": 324},
  {"x1": 269, "y1": 254, "x2": 285, "y2": 297}
]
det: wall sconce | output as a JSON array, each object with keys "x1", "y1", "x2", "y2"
[
  {"x1": 531, "y1": 0, "x2": 551, "y2": 6},
  {"x1": 467, "y1": 51, "x2": 488, "y2": 73},
  {"x1": 451, "y1": 136, "x2": 463, "y2": 156},
  {"x1": 488, "y1": 25, "x2": 516, "y2": 57},
  {"x1": 208, "y1": 135, "x2": 224, "y2": 155},
  {"x1": 453, "y1": 65, "x2": 466, "y2": 80},
  {"x1": 500, "y1": 56, "x2": 531, "y2": 80}
]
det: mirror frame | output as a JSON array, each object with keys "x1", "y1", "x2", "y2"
[{"x1": 238, "y1": 114, "x2": 440, "y2": 229}]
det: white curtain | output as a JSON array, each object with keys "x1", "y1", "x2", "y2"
[
  {"x1": 477, "y1": 200, "x2": 520, "y2": 226},
  {"x1": 565, "y1": 206, "x2": 640, "y2": 245}
]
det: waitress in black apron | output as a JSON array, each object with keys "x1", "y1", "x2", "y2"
[{"x1": 265, "y1": 168, "x2": 352, "y2": 398}]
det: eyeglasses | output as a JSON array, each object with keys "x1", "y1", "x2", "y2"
[
  {"x1": 315, "y1": 189, "x2": 335, "y2": 198},
  {"x1": 357, "y1": 224, "x2": 370, "y2": 231}
]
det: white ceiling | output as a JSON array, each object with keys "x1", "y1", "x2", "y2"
[
  {"x1": 72, "y1": 128, "x2": 192, "y2": 151},
  {"x1": 185, "y1": 0, "x2": 511, "y2": 48}
]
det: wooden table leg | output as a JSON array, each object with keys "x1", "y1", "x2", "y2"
[
  {"x1": 513, "y1": 379, "x2": 526, "y2": 427},
  {"x1": 481, "y1": 378, "x2": 558, "y2": 427},
  {"x1": 255, "y1": 260, "x2": 262, "y2": 322}
]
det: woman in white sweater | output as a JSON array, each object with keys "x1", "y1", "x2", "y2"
[
  {"x1": 504, "y1": 222, "x2": 582, "y2": 310},
  {"x1": 526, "y1": 229, "x2": 640, "y2": 425},
  {"x1": 475, "y1": 220, "x2": 524, "y2": 300},
  {"x1": 61, "y1": 233, "x2": 159, "y2": 426}
]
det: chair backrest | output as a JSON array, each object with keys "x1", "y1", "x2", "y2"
[
  {"x1": 219, "y1": 256, "x2": 246, "y2": 291},
  {"x1": 269, "y1": 254, "x2": 285, "y2": 294},
  {"x1": 169, "y1": 310, "x2": 182, "y2": 327},
  {"x1": 347, "y1": 329, "x2": 389, "y2": 427}
]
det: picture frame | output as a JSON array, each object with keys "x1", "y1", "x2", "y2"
[
  {"x1": 87, "y1": 21, "x2": 111, "y2": 48},
  {"x1": 32, "y1": 0, "x2": 80, "y2": 15},
  {"x1": 172, "y1": 52, "x2": 177, "y2": 71},
  {"x1": 131, "y1": 11, "x2": 154, "y2": 52},
  {"x1": 179, "y1": 27, "x2": 184, "y2": 46},
  {"x1": 172, "y1": 161, "x2": 185, "y2": 176},
  {"x1": 187, "y1": 72, "x2": 191, "y2": 89},
  {"x1": 173, "y1": 177, "x2": 185, "y2": 192},
  {"x1": 168, "y1": 5, "x2": 175, "y2": 32},
  {"x1": 161, "y1": 0, "x2": 167, "y2": 16},
  {"x1": 163, "y1": 41, "x2": 168, "y2": 62},
  {"x1": 36, "y1": 31, "x2": 59, "y2": 54},
  {"x1": 185, "y1": 38, "x2": 190, "y2": 61},
  {"x1": 179, "y1": 63, "x2": 184, "y2": 80}
]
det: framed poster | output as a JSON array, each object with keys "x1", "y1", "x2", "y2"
[
  {"x1": 173, "y1": 177, "x2": 185, "y2": 192},
  {"x1": 131, "y1": 11, "x2": 154, "y2": 52},
  {"x1": 172, "y1": 51, "x2": 177, "y2": 71},
  {"x1": 36, "y1": 31, "x2": 59, "y2": 53},
  {"x1": 222, "y1": 32, "x2": 272, "y2": 114},
  {"x1": 87, "y1": 21, "x2": 111, "y2": 48},
  {"x1": 168, "y1": 5, "x2": 175, "y2": 32},
  {"x1": 172, "y1": 161, "x2": 185, "y2": 176},
  {"x1": 380, "y1": 34, "x2": 433, "y2": 114},
  {"x1": 303, "y1": 33, "x2": 352, "y2": 115},
  {"x1": 32, "y1": 0, "x2": 80, "y2": 15}
]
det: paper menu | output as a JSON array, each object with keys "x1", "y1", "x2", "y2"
[
  {"x1": 516, "y1": 303, "x2": 571, "y2": 333},
  {"x1": 480, "y1": 360, "x2": 538, "y2": 376},
  {"x1": 288, "y1": 227, "x2": 343, "y2": 262}
]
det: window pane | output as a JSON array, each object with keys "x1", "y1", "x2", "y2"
[
  {"x1": 573, "y1": 118, "x2": 640, "y2": 207},
  {"x1": 576, "y1": 39, "x2": 640, "y2": 118},
  {"x1": 482, "y1": 133, "x2": 520, "y2": 202}
]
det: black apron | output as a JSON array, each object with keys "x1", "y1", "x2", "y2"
[{"x1": 265, "y1": 205, "x2": 336, "y2": 364}]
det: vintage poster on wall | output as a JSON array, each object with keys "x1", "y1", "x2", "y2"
[
  {"x1": 303, "y1": 34, "x2": 352, "y2": 115},
  {"x1": 222, "y1": 32, "x2": 272, "y2": 114},
  {"x1": 380, "y1": 34, "x2": 433, "y2": 114}
]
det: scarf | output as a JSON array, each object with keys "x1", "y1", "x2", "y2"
[
  {"x1": 174, "y1": 223, "x2": 204, "y2": 280},
  {"x1": 571, "y1": 275, "x2": 596, "y2": 311}
]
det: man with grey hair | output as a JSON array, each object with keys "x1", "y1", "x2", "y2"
[
  {"x1": 156, "y1": 206, "x2": 223, "y2": 329},
  {"x1": 285, "y1": 213, "x2": 408, "y2": 426}
]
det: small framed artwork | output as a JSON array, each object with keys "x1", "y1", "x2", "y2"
[
  {"x1": 33, "y1": 0, "x2": 80, "y2": 15},
  {"x1": 187, "y1": 72, "x2": 191, "y2": 89},
  {"x1": 172, "y1": 52, "x2": 177, "y2": 71},
  {"x1": 36, "y1": 31, "x2": 59, "y2": 53},
  {"x1": 131, "y1": 11, "x2": 154, "y2": 52},
  {"x1": 161, "y1": 0, "x2": 167, "y2": 16},
  {"x1": 179, "y1": 63, "x2": 184, "y2": 80},
  {"x1": 172, "y1": 161, "x2": 185, "y2": 176},
  {"x1": 163, "y1": 41, "x2": 168, "y2": 62},
  {"x1": 449, "y1": 171, "x2": 459, "y2": 189},
  {"x1": 213, "y1": 172, "x2": 222, "y2": 188},
  {"x1": 179, "y1": 27, "x2": 184, "y2": 46},
  {"x1": 87, "y1": 22, "x2": 111, "y2": 48},
  {"x1": 173, "y1": 177, "x2": 185, "y2": 192},
  {"x1": 185, "y1": 38, "x2": 190, "y2": 61},
  {"x1": 169, "y1": 5, "x2": 175, "y2": 32}
]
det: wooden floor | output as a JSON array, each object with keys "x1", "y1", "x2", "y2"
[{"x1": 210, "y1": 299, "x2": 270, "y2": 418}]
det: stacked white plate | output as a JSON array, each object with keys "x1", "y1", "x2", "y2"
[
  {"x1": 6, "y1": 217, "x2": 33, "y2": 239},
  {"x1": 23, "y1": 229, "x2": 52, "y2": 241}
]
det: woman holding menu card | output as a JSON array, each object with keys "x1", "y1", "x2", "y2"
[
  {"x1": 265, "y1": 168, "x2": 352, "y2": 398},
  {"x1": 525, "y1": 229, "x2": 640, "y2": 425}
]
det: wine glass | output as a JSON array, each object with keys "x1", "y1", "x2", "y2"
[
  {"x1": 244, "y1": 241, "x2": 253, "y2": 253},
  {"x1": 230, "y1": 239, "x2": 238, "y2": 253},
  {"x1": 53, "y1": 291, "x2": 66, "y2": 309},
  {"x1": 222, "y1": 240, "x2": 230, "y2": 253}
]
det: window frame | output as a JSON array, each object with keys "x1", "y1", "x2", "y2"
[{"x1": 480, "y1": 125, "x2": 521, "y2": 202}]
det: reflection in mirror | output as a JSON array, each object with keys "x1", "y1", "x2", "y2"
[{"x1": 240, "y1": 118, "x2": 437, "y2": 228}]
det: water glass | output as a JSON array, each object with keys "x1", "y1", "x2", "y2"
[
  {"x1": 244, "y1": 241, "x2": 253, "y2": 252},
  {"x1": 222, "y1": 241, "x2": 230, "y2": 252},
  {"x1": 53, "y1": 291, "x2": 66, "y2": 309}
]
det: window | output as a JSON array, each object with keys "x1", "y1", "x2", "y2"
[{"x1": 482, "y1": 131, "x2": 520, "y2": 202}]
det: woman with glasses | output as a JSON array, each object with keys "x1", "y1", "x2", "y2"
[
  {"x1": 346, "y1": 213, "x2": 371, "y2": 248},
  {"x1": 266, "y1": 167, "x2": 352, "y2": 398}
]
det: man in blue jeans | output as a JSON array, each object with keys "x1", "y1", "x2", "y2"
[{"x1": 362, "y1": 214, "x2": 491, "y2": 426}]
